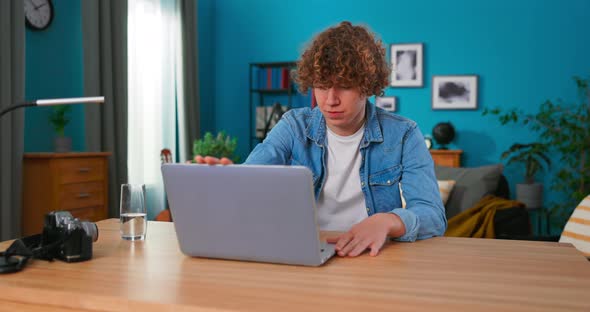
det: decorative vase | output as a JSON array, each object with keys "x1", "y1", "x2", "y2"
[
  {"x1": 516, "y1": 183, "x2": 543, "y2": 209},
  {"x1": 54, "y1": 136, "x2": 72, "y2": 153}
]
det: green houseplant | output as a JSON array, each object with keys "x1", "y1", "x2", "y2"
[
  {"x1": 483, "y1": 76, "x2": 590, "y2": 228},
  {"x1": 501, "y1": 143, "x2": 551, "y2": 184},
  {"x1": 48, "y1": 105, "x2": 72, "y2": 152},
  {"x1": 500, "y1": 142, "x2": 551, "y2": 209},
  {"x1": 192, "y1": 131, "x2": 239, "y2": 163}
]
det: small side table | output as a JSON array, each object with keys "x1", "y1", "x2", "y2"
[
  {"x1": 527, "y1": 207, "x2": 551, "y2": 236},
  {"x1": 430, "y1": 149, "x2": 462, "y2": 168}
]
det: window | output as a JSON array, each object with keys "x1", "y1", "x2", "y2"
[{"x1": 127, "y1": 0, "x2": 185, "y2": 217}]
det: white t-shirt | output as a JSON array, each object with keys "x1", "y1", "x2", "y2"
[{"x1": 316, "y1": 125, "x2": 367, "y2": 231}]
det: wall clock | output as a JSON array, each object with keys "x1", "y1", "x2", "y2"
[{"x1": 25, "y1": 0, "x2": 54, "y2": 31}]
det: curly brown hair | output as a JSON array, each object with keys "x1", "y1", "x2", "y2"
[{"x1": 292, "y1": 21, "x2": 389, "y2": 97}]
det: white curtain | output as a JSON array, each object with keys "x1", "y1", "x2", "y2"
[{"x1": 127, "y1": 0, "x2": 186, "y2": 219}]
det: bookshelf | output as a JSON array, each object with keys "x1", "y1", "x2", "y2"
[{"x1": 249, "y1": 61, "x2": 302, "y2": 151}]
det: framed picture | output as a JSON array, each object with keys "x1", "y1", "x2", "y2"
[
  {"x1": 375, "y1": 96, "x2": 397, "y2": 112},
  {"x1": 390, "y1": 43, "x2": 423, "y2": 87},
  {"x1": 432, "y1": 75, "x2": 478, "y2": 110}
]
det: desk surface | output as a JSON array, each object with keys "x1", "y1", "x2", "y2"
[{"x1": 1, "y1": 219, "x2": 589, "y2": 311}]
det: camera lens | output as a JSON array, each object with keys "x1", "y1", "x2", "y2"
[{"x1": 80, "y1": 222, "x2": 99, "y2": 242}]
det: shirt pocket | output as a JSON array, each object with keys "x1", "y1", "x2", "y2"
[
  {"x1": 369, "y1": 165, "x2": 402, "y2": 211},
  {"x1": 369, "y1": 165, "x2": 402, "y2": 186}
]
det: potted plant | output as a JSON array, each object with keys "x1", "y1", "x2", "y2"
[
  {"x1": 192, "y1": 131, "x2": 240, "y2": 163},
  {"x1": 49, "y1": 105, "x2": 72, "y2": 152},
  {"x1": 483, "y1": 76, "x2": 590, "y2": 230},
  {"x1": 500, "y1": 143, "x2": 551, "y2": 209}
]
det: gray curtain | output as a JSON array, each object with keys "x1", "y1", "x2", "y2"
[
  {"x1": 0, "y1": 0, "x2": 25, "y2": 241},
  {"x1": 82, "y1": 0, "x2": 128, "y2": 218},
  {"x1": 181, "y1": 0, "x2": 201, "y2": 159}
]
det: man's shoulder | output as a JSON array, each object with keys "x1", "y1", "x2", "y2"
[
  {"x1": 374, "y1": 107, "x2": 417, "y2": 133},
  {"x1": 282, "y1": 107, "x2": 315, "y2": 127},
  {"x1": 283, "y1": 107, "x2": 313, "y2": 119}
]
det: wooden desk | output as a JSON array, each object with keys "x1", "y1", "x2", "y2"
[{"x1": 1, "y1": 219, "x2": 589, "y2": 311}]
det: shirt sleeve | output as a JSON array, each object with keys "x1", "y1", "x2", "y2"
[{"x1": 390, "y1": 125, "x2": 447, "y2": 242}]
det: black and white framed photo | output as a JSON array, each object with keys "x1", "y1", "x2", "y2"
[
  {"x1": 375, "y1": 96, "x2": 397, "y2": 112},
  {"x1": 432, "y1": 75, "x2": 478, "y2": 110},
  {"x1": 390, "y1": 43, "x2": 423, "y2": 87}
]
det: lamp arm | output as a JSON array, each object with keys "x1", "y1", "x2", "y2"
[
  {"x1": 0, "y1": 97, "x2": 104, "y2": 119},
  {"x1": 0, "y1": 102, "x2": 37, "y2": 118}
]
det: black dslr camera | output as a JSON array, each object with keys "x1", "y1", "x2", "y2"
[
  {"x1": 40, "y1": 211, "x2": 99, "y2": 262},
  {"x1": 0, "y1": 211, "x2": 99, "y2": 274}
]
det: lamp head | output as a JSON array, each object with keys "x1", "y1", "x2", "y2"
[{"x1": 35, "y1": 96, "x2": 104, "y2": 106}]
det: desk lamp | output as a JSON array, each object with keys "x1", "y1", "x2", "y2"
[{"x1": 0, "y1": 96, "x2": 104, "y2": 118}]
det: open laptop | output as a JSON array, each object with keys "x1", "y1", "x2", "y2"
[{"x1": 161, "y1": 164, "x2": 336, "y2": 266}]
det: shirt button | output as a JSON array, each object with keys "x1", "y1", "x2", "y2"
[
  {"x1": 366, "y1": 207, "x2": 370, "y2": 213},
  {"x1": 387, "y1": 180, "x2": 391, "y2": 184},
  {"x1": 361, "y1": 182, "x2": 365, "y2": 187}
]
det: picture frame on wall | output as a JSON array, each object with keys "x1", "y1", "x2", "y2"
[
  {"x1": 432, "y1": 75, "x2": 478, "y2": 110},
  {"x1": 390, "y1": 43, "x2": 423, "y2": 87},
  {"x1": 375, "y1": 96, "x2": 397, "y2": 112}
]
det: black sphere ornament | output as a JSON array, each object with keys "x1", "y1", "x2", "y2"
[{"x1": 432, "y1": 122, "x2": 455, "y2": 149}]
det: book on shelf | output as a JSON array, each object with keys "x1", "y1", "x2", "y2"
[
  {"x1": 281, "y1": 67, "x2": 290, "y2": 89},
  {"x1": 254, "y1": 65, "x2": 292, "y2": 90}
]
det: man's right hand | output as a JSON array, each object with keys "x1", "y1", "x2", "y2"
[{"x1": 194, "y1": 155, "x2": 234, "y2": 165}]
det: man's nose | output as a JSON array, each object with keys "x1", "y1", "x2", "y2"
[{"x1": 326, "y1": 88, "x2": 339, "y2": 105}]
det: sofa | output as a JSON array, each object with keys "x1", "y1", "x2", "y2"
[{"x1": 434, "y1": 164, "x2": 531, "y2": 238}]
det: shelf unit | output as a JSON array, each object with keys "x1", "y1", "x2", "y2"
[{"x1": 248, "y1": 61, "x2": 298, "y2": 151}]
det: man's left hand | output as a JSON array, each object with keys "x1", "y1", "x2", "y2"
[{"x1": 326, "y1": 213, "x2": 405, "y2": 257}]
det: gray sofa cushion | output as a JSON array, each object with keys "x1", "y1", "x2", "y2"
[{"x1": 435, "y1": 164, "x2": 504, "y2": 219}]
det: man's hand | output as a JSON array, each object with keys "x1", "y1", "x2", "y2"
[
  {"x1": 193, "y1": 155, "x2": 234, "y2": 165},
  {"x1": 326, "y1": 213, "x2": 405, "y2": 257}
]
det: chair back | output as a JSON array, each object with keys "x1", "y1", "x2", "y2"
[
  {"x1": 155, "y1": 148, "x2": 174, "y2": 222},
  {"x1": 559, "y1": 194, "x2": 590, "y2": 258}
]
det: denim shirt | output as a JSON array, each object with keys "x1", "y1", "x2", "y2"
[{"x1": 245, "y1": 102, "x2": 447, "y2": 242}]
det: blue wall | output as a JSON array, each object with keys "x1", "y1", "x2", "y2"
[
  {"x1": 200, "y1": 0, "x2": 590, "y2": 210},
  {"x1": 25, "y1": 0, "x2": 85, "y2": 152},
  {"x1": 24, "y1": 0, "x2": 590, "y2": 224}
]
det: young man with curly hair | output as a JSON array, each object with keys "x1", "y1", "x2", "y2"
[{"x1": 197, "y1": 21, "x2": 446, "y2": 257}]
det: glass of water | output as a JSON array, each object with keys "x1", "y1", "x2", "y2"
[{"x1": 120, "y1": 184, "x2": 147, "y2": 240}]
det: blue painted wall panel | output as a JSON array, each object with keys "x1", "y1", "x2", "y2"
[
  {"x1": 25, "y1": 0, "x2": 84, "y2": 152},
  {"x1": 200, "y1": 0, "x2": 590, "y2": 211}
]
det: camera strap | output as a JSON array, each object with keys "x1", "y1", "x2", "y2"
[{"x1": 0, "y1": 234, "x2": 65, "y2": 274}]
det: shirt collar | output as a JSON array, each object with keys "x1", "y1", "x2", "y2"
[{"x1": 306, "y1": 100, "x2": 383, "y2": 147}]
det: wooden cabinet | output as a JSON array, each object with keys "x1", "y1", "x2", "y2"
[
  {"x1": 430, "y1": 149, "x2": 462, "y2": 168},
  {"x1": 22, "y1": 152, "x2": 111, "y2": 236}
]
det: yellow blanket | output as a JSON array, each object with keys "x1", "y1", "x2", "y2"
[{"x1": 445, "y1": 195, "x2": 525, "y2": 238}]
